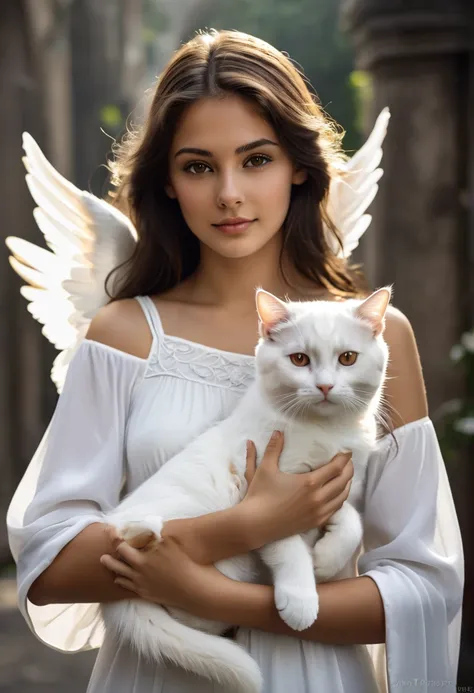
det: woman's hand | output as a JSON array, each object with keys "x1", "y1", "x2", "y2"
[
  {"x1": 242, "y1": 431, "x2": 353, "y2": 546},
  {"x1": 100, "y1": 433, "x2": 353, "y2": 603},
  {"x1": 100, "y1": 528, "x2": 220, "y2": 610}
]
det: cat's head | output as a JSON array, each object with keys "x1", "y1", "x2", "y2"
[{"x1": 254, "y1": 288, "x2": 391, "y2": 422}]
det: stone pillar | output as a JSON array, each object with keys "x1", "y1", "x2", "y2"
[
  {"x1": 0, "y1": 0, "x2": 52, "y2": 563},
  {"x1": 342, "y1": 0, "x2": 473, "y2": 411},
  {"x1": 0, "y1": 0, "x2": 145, "y2": 565},
  {"x1": 342, "y1": 0, "x2": 474, "y2": 685}
]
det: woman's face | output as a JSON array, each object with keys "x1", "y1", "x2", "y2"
[{"x1": 166, "y1": 94, "x2": 306, "y2": 259}]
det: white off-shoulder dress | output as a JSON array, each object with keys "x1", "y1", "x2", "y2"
[{"x1": 7, "y1": 296, "x2": 464, "y2": 693}]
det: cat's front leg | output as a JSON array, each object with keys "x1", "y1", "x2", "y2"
[
  {"x1": 312, "y1": 503, "x2": 362, "y2": 581},
  {"x1": 259, "y1": 535, "x2": 318, "y2": 631}
]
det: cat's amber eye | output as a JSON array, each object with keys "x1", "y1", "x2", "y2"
[
  {"x1": 289, "y1": 353, "x2": 310, "y2": 367},
  {"x1": 338, "y1": 351, "x2": 358, "y2": 366}
]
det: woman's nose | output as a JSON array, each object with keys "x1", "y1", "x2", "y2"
[{"x1": 216, "y1": 172, "x2": 244, "y2": 208}]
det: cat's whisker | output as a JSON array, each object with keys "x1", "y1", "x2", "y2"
[
  {"x1": 342, "y1": 398, "x2": 357, "y2": 414},
  {"x1": 275, "y1": 396, "x2": 301, "y2": 419},
  {"x1": 349, "y1": 387, "x2": 375, "y2": 400},
  {"x1": 346, "y1": 392, "x2": 397, "y2": 433},
  {"x1": 374, "y1": 393, "x2": 403, "y2": 429},
  {"x1": 343, "y1": 400, "x2": 361, "y2": 416},
  {"x1": 343, "y1": 392, "x2": 366, "y2": 407},
  {"x1": 274, "y1": 401, "x2": 300, "y2": 417},
  {"x1": 284, "y1": 396, "x2": 313, "y2": 422},
  {"x1": 375, "y1": 412, "x2": 391, "y2": 431},
  {"x1": 301, "y1": 400, "x2": 314, "y2": 421},
  {"x1": 287, "y1": 399, "x2": 306, "y2": 421},
  {"x1": 273, "y1": 393, "x2": 300, "y2": 405},
  {"x1": 374, "y1": 407, "x2": 397, "y2": 433},
  {"x1": 349, "y1": 390, "x2": 390, "y2": 415},
  {"x1": 273, "y1": 390, "x2": 303, "y2": 402}
]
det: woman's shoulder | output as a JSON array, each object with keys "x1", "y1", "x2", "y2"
[
  {"x1": 382, "y1": 305, "x2": 429, "y2": 429},
  {"x1": 383, "y1": 305, "x2": 419, "y2": 368},
  {"x1": 86, "y1": 297, "x2": 153, "y2": 359}
]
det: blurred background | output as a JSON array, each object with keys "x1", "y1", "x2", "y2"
[{"x1": 0, "y1": 0, "x2": 473, "y2": 690}]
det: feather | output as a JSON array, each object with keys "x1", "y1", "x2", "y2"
[
  {"x1": 6, "y1": 134, "x2": 138, "y2": 392},
  {"x1": 324, "y1": 107, "x2": 391, "y2": 258}
]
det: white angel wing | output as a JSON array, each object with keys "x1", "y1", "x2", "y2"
[
  {"x1": 6, "y1": 133, "x2": 138, "y2": 392},
  {"x1": 325, "y1": 107, "x2": 391, "y2": 259}
]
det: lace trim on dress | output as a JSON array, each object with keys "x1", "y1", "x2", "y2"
[
  {"x1": 134, "y1": 295, "x2": 256, "y2": 392},
  {"x1": 146, "y1": 337, "x2": 255, "y2": 392}
]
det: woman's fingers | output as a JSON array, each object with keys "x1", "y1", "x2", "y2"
[
  {"x1": 319, "y1": 457, "x2": 353, "y2": 501},
  {"x1": 318, "y1": 480, "x2": 353, "y2": 525},
  {"x1": 244, "y1": 440, "x2": 257, "y2": 484},
  {"x1": 259, "y1": 430, "x2": 285, "y2": 469},
  {"x1": 115, "y1": 540, "x2": 145, "y2": 566},
  {"x1": 309, "y1": 451, "x2": 352, "y2": 486},
  {"x1": 100, "y1": 553, "x2": 138, "y2": 579},
  {"x1": 114, "y1": 577, "x2": 138, "y2": 593}
]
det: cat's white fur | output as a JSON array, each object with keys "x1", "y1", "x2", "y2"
[{"x1": 101, "y1": 287, "x2": 391, "y2": 693}]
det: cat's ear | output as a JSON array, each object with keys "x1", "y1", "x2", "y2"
[
  {"x1": 256, "y1": 289, "x2": 289, "y2": 339},
  {"x1": 356, "y1": 286, "x2": 392, "y2": 336}
]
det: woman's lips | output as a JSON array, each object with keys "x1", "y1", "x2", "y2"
[{"x1": 214, "y1": 220, "x2": 255, "y2": 234}]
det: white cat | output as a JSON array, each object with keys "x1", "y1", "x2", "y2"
[{"x1": 102, "y1": 286, "x2": 391, "y2": 693}]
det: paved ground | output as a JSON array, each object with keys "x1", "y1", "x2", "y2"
[{"x1": 0, "y1": 579, "x2": 95, "y2": 693}]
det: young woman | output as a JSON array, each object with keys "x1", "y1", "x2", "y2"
[{"x1": 7, "y1": 30, "x2": 463, "y2": 693}]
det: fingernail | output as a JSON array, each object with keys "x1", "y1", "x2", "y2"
[{"x1": 271, "y1": 430, "x2": 281, "y2": 440}]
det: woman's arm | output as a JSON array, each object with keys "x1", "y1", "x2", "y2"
[
  {"x1": 29, "y1": 504, "x2": 254, "y2": 606},
  {"x1": 32, "y1": 447, "x2": 352, "y2": 605},
  {"x1": 193, "y1": 572, "x2": 386, "y2": 645},
  {"x1": 29, "y1": 523, "x2": 133, "y2": 605}
]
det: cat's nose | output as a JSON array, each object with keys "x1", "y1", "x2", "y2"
[{"x1": 317, "y1": 384, "x2": 334, "y2": 398}]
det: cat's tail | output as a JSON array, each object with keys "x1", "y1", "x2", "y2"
[{"x1": 103, "y1": 601, "x2": 263, "y2": 693}]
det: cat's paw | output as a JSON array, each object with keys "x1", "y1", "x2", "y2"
[
  {"x1": 274, "y1": 583, "x2": 319, "y2": 631},
  {"x1": 312, "y1": 542, "x2": 347, "y2": 582},
  {"x1": 118, "y1": 517, "x2": 164, "y2": 549}
]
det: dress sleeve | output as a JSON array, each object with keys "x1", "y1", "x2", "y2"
[
  {"x1": 358, "y1": 417, "x2": 464, "y2": 693},
  {"x1": 6, "y1": 339, "x2": 145, "y2": 652}
]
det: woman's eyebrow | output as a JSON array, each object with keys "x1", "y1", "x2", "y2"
[{"x1": 174, "y1": 138, "x2": 279, "y2": 158}]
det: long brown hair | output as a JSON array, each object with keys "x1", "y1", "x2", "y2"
[{"x1": 106, "y1": 29, "x2": 366, "y2": 300}]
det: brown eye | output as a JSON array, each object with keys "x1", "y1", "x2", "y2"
[
  {"x1": 185, "y1": 161, "x2": 211, "y2": 174},
  {"x1": 338, "y1": 351, "x2": 358, "y2": 366},
  {"x1": 289, "y1": 353, "x2": 310, "y2": 367},
  {"x1": 245, "y1": 154, "x2": 271, "y2": 168}
]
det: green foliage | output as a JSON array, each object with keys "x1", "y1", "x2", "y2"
[
  {"x1": 435, "y1": 330, "x2": 474, "y2": 464},
  {"x1": 349, "y1": 70, "x2": 373, "y2": 135},
  {"x1": 99, "y1": 104, "x2": 123, "y2": 132},
  {"x1": 182, "y1": 0, "x2": 361, "y2": 152}
]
